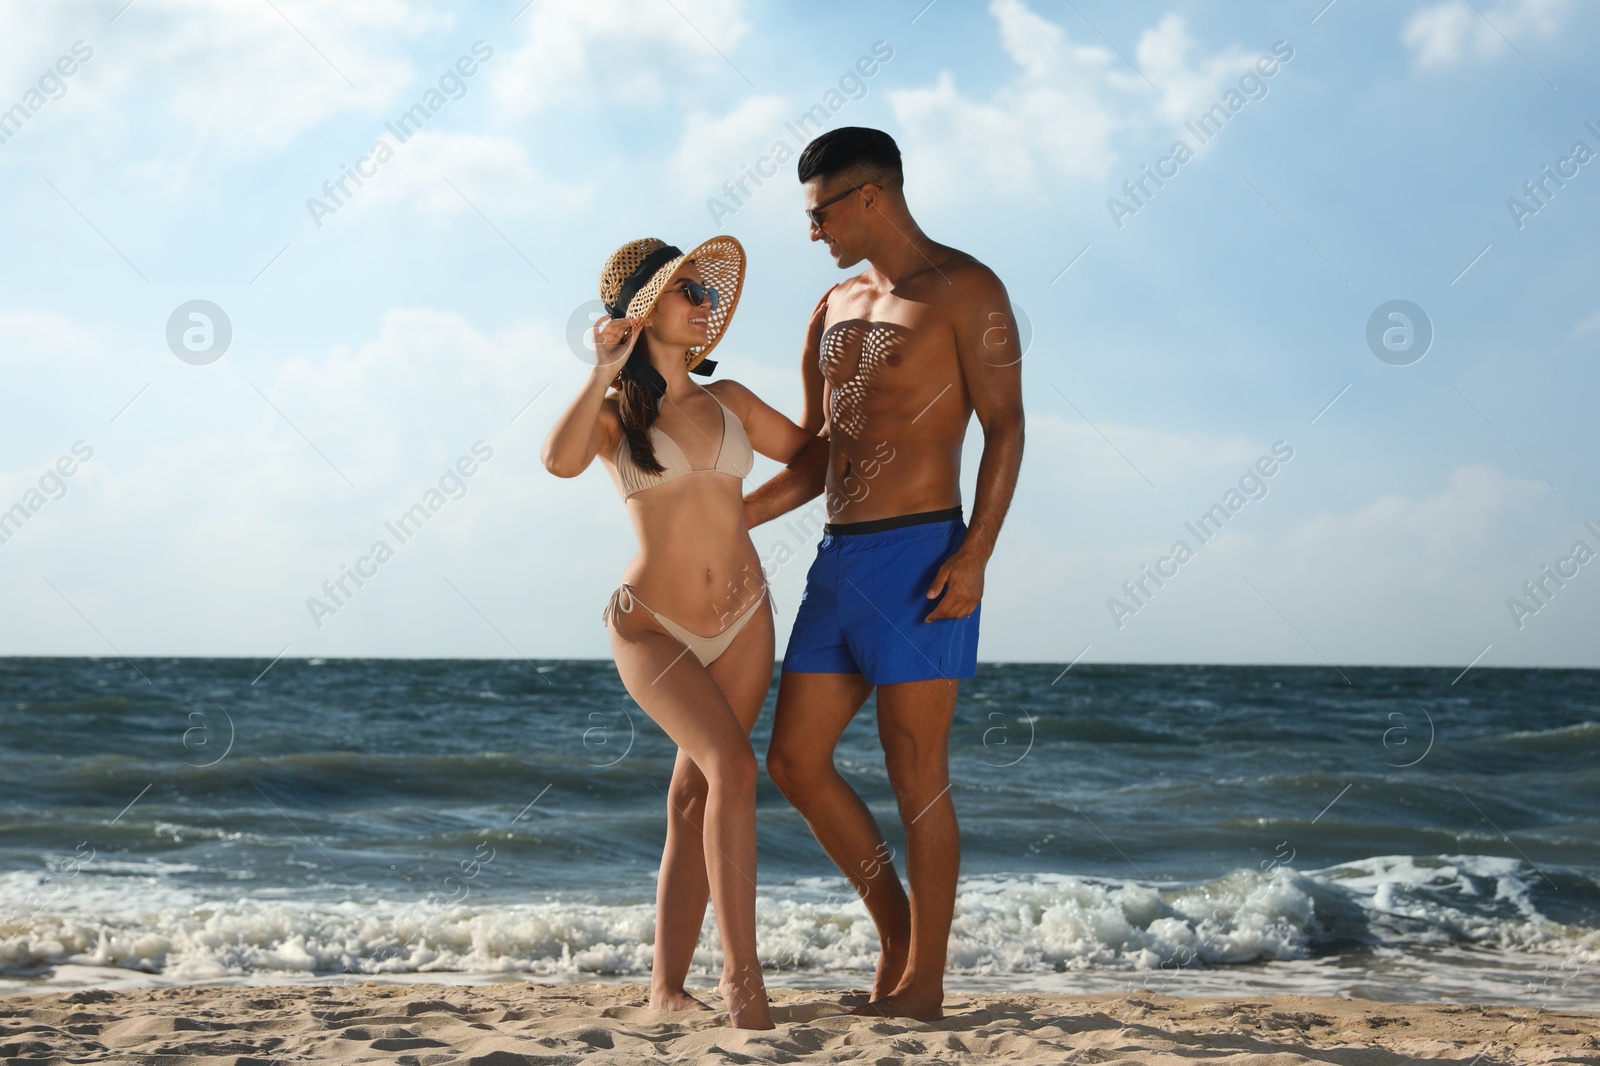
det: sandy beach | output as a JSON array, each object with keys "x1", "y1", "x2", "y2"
[{"x1": 1, "y1": 982, "x2": 1595, "y2": 1065}]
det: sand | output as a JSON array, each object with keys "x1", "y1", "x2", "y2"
[{"x1": 0, "y1": 981, "x2": 1595, "y2": 1064}]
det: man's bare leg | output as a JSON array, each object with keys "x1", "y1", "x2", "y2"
[
  {"x1": 850, "y1": 677, "x2": 960, "y2": 1021},
  {"x1": 766, "y1": 670, "x2": 912, "y2": 999}
]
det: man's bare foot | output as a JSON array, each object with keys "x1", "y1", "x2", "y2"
[
  {"x1": 649, "y1": 987, "x2": 713, "y2": 1011},
  {"x1": 847, "y1": 988, "x2": 943, "y2": 1022},
  {"x1": 717, "y1": 975, "x2": 775, "y2": 1030},
  {"x1": 869, "y1": 933, "x2": 910, "y2": 1000}
]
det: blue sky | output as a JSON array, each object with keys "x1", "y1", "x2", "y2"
[{"x1": 1, "y1": 0, "x2": 1595, "y2": 668}]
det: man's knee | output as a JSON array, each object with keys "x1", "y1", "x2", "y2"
[
  {"x1": 764, "y1": 735, "x2": 803, "y2": 796},
  {"x1": 881, "y1": 725, "x2": 948, "y2": 783},
  {"x1": 766, "y1": 733, "x2": 829, "y2": 799}
]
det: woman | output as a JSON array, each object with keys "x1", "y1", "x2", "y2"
[{"x1": 541, "y1": 236, "x2": 816, "y2": 1030}]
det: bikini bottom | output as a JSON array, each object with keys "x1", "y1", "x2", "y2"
[{"x1": 602, "y1": 580, "x2": 772, "y2": 667}]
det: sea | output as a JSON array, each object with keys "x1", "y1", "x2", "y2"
[{"x1": 1, "y1": 657, "x2": 1596, "y2": 1009}]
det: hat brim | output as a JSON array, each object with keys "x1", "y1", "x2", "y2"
[{"x1": 613, "y1": 235, "x2": 746, "y2": 384}]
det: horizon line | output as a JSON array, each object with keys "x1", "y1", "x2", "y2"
[{"x1": 1, "y1": 654, "x2": 1595, "y2": 672}]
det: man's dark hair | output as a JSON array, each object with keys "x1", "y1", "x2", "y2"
[{"x1": 796, "y1": 126, "x2": 903, "y2": 190}]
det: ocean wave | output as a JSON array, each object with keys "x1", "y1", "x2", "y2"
[
  {"x1": 1, "y1": 856, "x2": 1594, "y2": 983},
  {"x1": 0, "y1": 750, "x2": 653, "y2": 800},
  {"x1": 1480, "y1": 720, "x2": 1600, "y2": 751},
  {"x1": 9, "y1": 696, "x2": 130, "y2": 715},
  {"x1": 1047, "y1": 717, "x2": 1173, "y2": 745}
]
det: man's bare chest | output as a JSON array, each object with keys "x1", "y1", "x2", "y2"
[
  {"x1": 818, "y1": 300, "x2": 961, "y2": 438},
  {"x1": 817, "y1": 299, "x2": 953, "y2": 387}
]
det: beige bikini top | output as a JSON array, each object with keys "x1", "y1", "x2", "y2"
[{"x1": 607, "y1": 396, "x2": 754, "y2": 500}]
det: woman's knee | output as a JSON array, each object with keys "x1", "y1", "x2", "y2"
[
  {"x1": 667, "y1": 771, "x2": 708, "y2": 823},
  {"x1": 701, "y1": 742, "x2": 759, "y2": 798}
]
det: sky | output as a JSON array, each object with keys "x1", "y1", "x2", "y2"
[{"x1": 0, "y1": 0, "x2": 1596, "y2": 669}]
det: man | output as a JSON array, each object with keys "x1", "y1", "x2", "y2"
[{"x1": 744, "y1": 127, "x2": 1025, "y2": 1020}]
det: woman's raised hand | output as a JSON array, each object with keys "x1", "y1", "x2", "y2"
[{"x1": 592, "y1": 315, "x2": 642, "y2": 372}]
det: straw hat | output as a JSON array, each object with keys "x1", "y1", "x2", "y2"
[{"x1": 598, "y1": 235, "x2": 745, "y2": 379}]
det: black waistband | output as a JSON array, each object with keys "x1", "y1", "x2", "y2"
[{"x1": 824, "y1": 506, "x2": 963, "y2": 536}]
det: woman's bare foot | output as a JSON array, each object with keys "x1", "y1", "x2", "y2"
[
  {"x1": 718, "y1": 973, "x2": 774, "y2": 1030},
  {"x1": 650, "y1": 987, "x2": 714, "y2": 1011}
]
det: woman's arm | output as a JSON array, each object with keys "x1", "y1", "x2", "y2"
[
  {"x1": 710, "y1": 379, "x2": 814, "y2": 464},
  {"x1": 541, "y1": 316, "x2": 636, "y2": 478},
  {"x1": 710, "y1": 379, "x2": 828, "y2": 529},
  {"x1": 731, "y1": 289, "x2": 834, "y2": 528}
]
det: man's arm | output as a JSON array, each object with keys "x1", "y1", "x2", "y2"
[
  {"x1": 744, "y1": 435, "x2": 828, "y2": 529},
  {"x1": 923, "y1": 267, "x2": 1025, "y2": 620},
  {"x1": 743, "y1": 287, "x2": 834, "y2": 529}
]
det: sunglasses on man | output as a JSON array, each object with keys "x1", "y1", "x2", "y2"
[{"x1": 805, "y1": 183, "x2": 862, "y2": 227}]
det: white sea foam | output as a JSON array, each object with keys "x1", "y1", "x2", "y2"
[{"x1": 1, "y1": 857, "x2": 1594, "y2": 996}]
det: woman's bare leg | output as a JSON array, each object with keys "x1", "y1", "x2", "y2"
[
  {"x1": 611, "y1": 610, "x2": 774, "y2": 1029},
  {"x1": 651, "y1": 749, "x2": 711, "y2": 1010},
  {"x1": 703, "y1": 604, "x2": 776, "y2": 1024}
]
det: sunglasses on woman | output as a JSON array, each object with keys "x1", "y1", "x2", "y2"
[{"x1": 669, "y1": 279, "x2": 719, "y2": 309}]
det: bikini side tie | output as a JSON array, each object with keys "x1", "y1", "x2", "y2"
[{"x1": 601, "y1": 584, "x2": 638, "y2": 627}]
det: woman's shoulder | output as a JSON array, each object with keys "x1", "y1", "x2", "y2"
[{"x1": 704, "y1": 378, "x2": 755, "y2": 416}]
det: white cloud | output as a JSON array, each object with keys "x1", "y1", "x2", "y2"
[
  {"x1": 1135, "y1": 14, "x2": 1257, "y2": 124},
  {"x1": 0, "y1": 0, "x2": 449, "y2": 168},
  {"x1": 888, "y1": 71, "x2": 1059, "y2": 202},
  {"x1": 666, "y1": 95, "x2": 792, "y2": 220},
  {"x1": 265, "y1": 307, "x2": 554, "y2": 481},
  {"x1": 352, "y1": 130, "x2": 590, "y2": 218},
  {"x1": 1190, "y1": 463, "x2": 1587, "y2": 665},
  {"x1": 0, "y1": 311, "x2": 99, "y2": 368},
  {"x1": 1024, "y1": 409, "x2": 1265, "y2": 493},
  {"x1": 1269, "y1": 465, "x2": 1552, "y2": 595},
  {"x1": 0, "y1": 305, "x2": 574, "y2": 656},
  {"x1": 983, "y1": 461, "x2": 1588, "y2": 665},
  {"x1": 1402, "y1": 0, "x2": 1574, "y2": 69},
  {"x1": 887, "y1": 0, "x2": 1271, "y2": 202},
  {"x1": 490, "y1": 0, "x2": 751, "y2": 120},
  {"x1": 152, "y1": 0, "x2": 441, "y2": 149},
  {"x1": 2, "y1": 303, "x2": 553, "y2": 523}
]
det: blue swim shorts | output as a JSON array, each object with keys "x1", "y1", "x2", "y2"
[{"x1": 782, "y1": 506, "x2": 981, "y2": 685}]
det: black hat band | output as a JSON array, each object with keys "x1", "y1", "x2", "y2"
[{"x1": 606, "y1": 244, "x2": 682, "y2": 320}]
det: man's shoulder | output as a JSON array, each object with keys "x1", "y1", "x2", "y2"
[
  {"x1": 821, "y1": 251, "x2": 1007, "y2": 311},
  {"x1": 810, "y1": 275, "x2": 872, "y2": 332},
  {"x1": 931, "y1": 248, "x2": 1006, "y2": 299},
  {"x1": 896, "y1": 252, "x2": 1007, "y2": 333},
  {"x1": 818, "y1": 273, "x2": 870, "y2": 304}
]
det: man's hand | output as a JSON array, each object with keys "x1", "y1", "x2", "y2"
[{"x1": 924, "y1": 546, "x2": 985, "y2": 620}]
